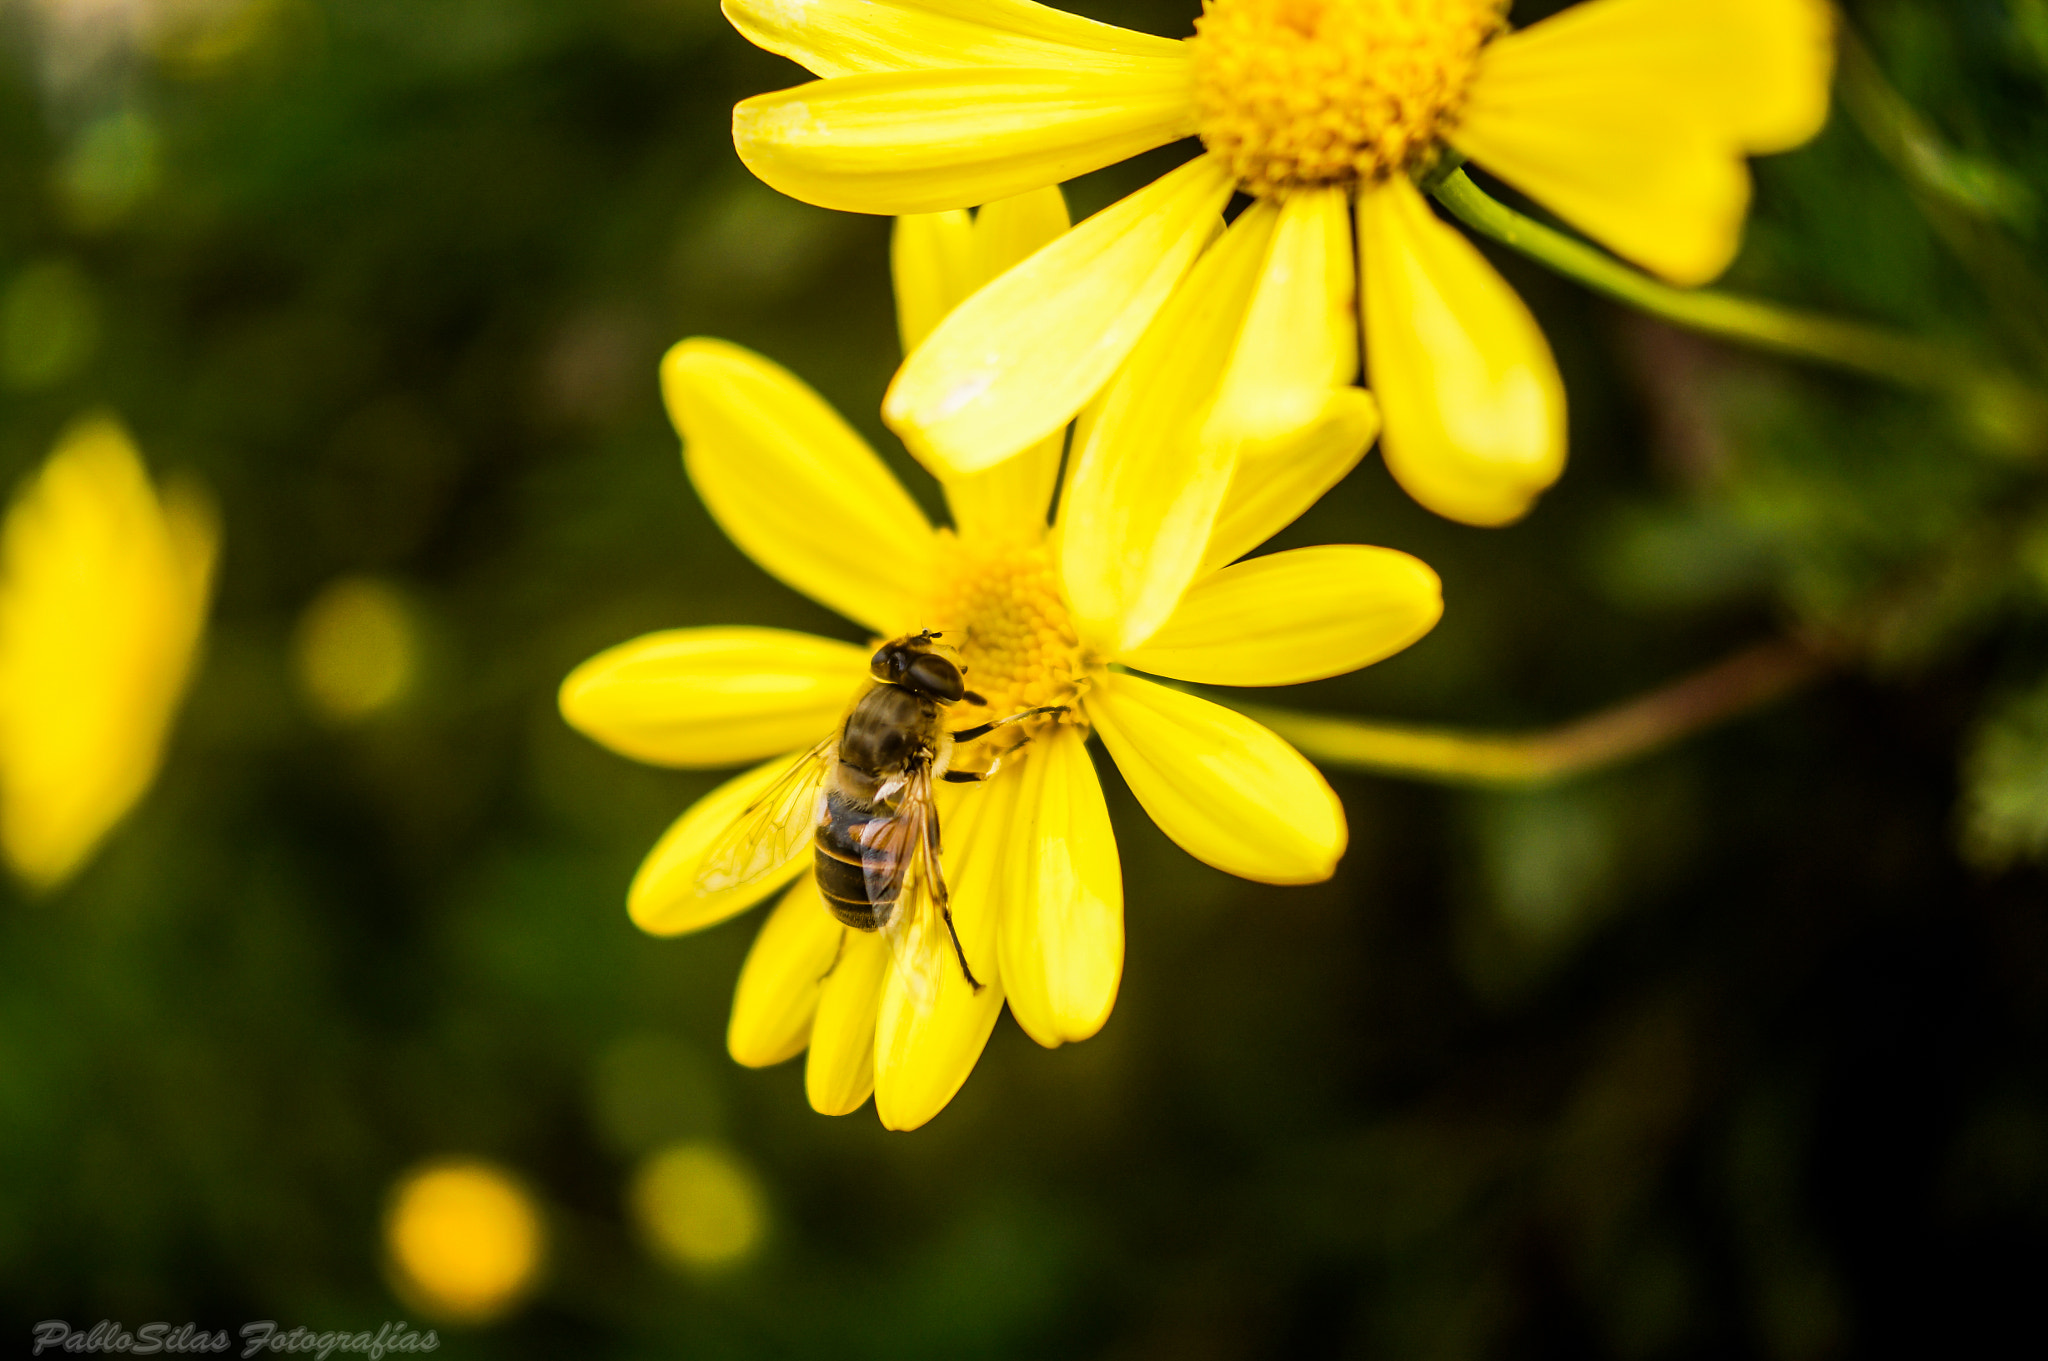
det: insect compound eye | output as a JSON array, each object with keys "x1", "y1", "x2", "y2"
[
  {"x1": 869, "y1": 641, "x2": 909, "y2": 684},
  {"x1": 903, "y1": 652, "x2": 965, "y2": 703}
]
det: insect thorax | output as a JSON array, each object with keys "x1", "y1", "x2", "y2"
[{"x1": 838, "y1": 684, "x2": 941, "y2": 793}]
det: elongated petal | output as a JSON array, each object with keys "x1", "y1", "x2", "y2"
[
  {"x1": 873, "y1": 778, "x2": 1011, "y2": 1130},
  {"x1": 886, "y1": 155, "x2": 1234, "y2": 477},
  {"x1": 999, "y1": 726, "x2": 1122, "y2": 1048},
  {"x1": 725, "y1": 0, "x2": 1187, "y2": 80},
  {"x1": 806, "y1": 927, "x2": 891, "y2": 1116},
  {"x1": 971, "y1": 184, "x2": 1072, "y2": 276},
  {"x1": 1123, "y1": 546, "x2": 1441, "y2": 687},
  {"x1": 944, "y1": 430, "x2": 1068, "y2": 546},
  {"x1": 1482, "y1": 0, "x2": 1832, "y2": 154},
  {"x1": 935, "y1": 188, "x2": 1074, "y2": 542},
  {"x1": 0, "y1": 417, "x2": 217, "y2": 891},
  {"x1": 663, "y1": 338, "x2": 933, "y2": 634},
  {"x1": 893, "y1": 209, "x2": 977, "y2": 355},
  {"x1": 560, "y1": 627, "x2": 866, "y2": 769},
  {"x1": 1204, "y1": 188, "x2": 1359, "y2": 455},
  {"x1": 628, "y1": 756, "x2": 812, "y2": 937},
  {"x1": 728, "y1": 873, "x2": 843, "y2": 1068},
  {"x1": 1357, "y1": 179, "x2": 1566, "y2": 528},
  {"x1": 1456, "y1": 109, "x2": 1745, "y2": 291},
  {"x1": 1202, "y1": 388, "x2": 1380, "y2": 573},
  {"x1": 1059, "y1": 203, "x2": 1274, "y2": 655},
  {"x1": 1087, "y1": 671, "x2": 1345, "y2": 885},
  {"x1": 894, "y1": 187, "x2": 1074, "y2": 354},
  {"x1": 1456, "y1": 0, "x2": 1833, "y2": 285},
  {"x1": 734, "y1": 67, "x2": 1196, "y2": 217}
]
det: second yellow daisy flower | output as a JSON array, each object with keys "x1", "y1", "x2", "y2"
[{"x1": 726, "y1": 0, "x2": 1834, "y2": 526}]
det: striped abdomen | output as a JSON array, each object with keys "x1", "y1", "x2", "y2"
[{"x1": 815, "y1": 786, "x2": 902, "y2": 931}]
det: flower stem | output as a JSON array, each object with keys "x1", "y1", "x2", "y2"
[
  {"x1": 1238, "y1": 639, "x2": 1822, "y2": 788},
  {"x1": 1429, "y1": 169, "x2": 1975, "y2": 394}
]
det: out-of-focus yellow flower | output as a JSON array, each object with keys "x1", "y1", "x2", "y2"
[
  {"x1": 0, "y1": 415, "x2": 216, "y2": 892},
  {"x1": 293, "y1": 576, "x2": 418, "y2": 722},
  {"x1": 383, "y1": 1160, "x2": 545, "y2": 1325},
  {"x1": 630, "y1": 1142, "x2": 768, "y2": 1272},
  {"x1": 724, "y1": 0, "x2": 1834, "y2": 526},
  {"x1": 561, "y1": 192, "x2": 1442, "y2": 1129}
]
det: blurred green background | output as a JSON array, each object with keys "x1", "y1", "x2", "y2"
[{"x1": 3, "y1": 0, "x2": 2046, "y2": 1355}]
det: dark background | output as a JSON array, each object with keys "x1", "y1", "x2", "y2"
[{"x1": 2, "y1": 0, "x2": 2045, "y2": 1355}]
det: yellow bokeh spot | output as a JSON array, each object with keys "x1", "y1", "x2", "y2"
[
  {"x1": 293, "y1": 576, "x2": 417, "y2": 722},
  {"x1": 384, "y1": 1160, "x2": 545, "y2": 1324},
  {"x1": 0, "y1": 414, "x2": 217, "y2": 892},
  {"x1": 1191, "y1": 0, "x2": 1507, "y2": 196},
  {"x1": 630, "y1": 1142, "x2": 767, "y2": 1273}
]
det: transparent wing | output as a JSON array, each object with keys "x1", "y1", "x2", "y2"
[
  {"x1": 694, "y1": 737, "x2": 835, "y2": 896},
  {"x1": 866, "y1": 764, "x2": 958, "y2": 1011}
]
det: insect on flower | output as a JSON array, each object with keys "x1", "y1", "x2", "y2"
[
  {"x1": 697, "y1": 628, "x2": 1066, "y2": 1005},
  {"x1": 561, "y1": 188, "x2": 1445, "y2": 1129}
]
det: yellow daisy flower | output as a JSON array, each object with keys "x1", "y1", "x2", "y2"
[
  {"x1": 724, "y1": 0, "x2": 1834, "y2": 526},
  {"x1": 0, "y1": 415, "x2": 218, "y2": 891},
  {"x1": 560, "y1": 189, "x2": 1442, "y2": 1130}
]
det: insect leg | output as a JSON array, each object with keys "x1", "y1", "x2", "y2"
[
  {"x1": 951, "y1": 705, "x2": 1068, "y2": 745},
  {"x1": 921, "y1": 806, "x2": 983, "y2": 994},
  {"x1": 942, "y1": 906, "x2": 983, "y2": 993},
  {"x1": 942, "y1": 742, "x2": 1024, "y2": 782}
]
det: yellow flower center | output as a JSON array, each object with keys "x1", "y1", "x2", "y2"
[
  {"x1": 1189, "y1": 0, "x2": 1507, "y2": 197},
  {"x1": 923, "y1": 534, "x2": 1090, "y2": 767}
]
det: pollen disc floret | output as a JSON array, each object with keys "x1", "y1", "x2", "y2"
[
  {"x1": 1191, "y1": 0, "x2": 1508, "y2": 197},
  {"x1": 924, "y1": 535, "x2": 1088, "y2": 763}
]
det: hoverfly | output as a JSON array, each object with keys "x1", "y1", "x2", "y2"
[{"x1": 695, "y1": 631, "x2": 1063, "y2": 1003}]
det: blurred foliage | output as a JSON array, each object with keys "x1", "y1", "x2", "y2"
[{"x1": 1, "y1": 0, "x2": 2045, "y2": 1356}]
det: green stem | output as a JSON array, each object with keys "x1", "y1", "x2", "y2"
[
  {"x1": 1429, "y1": 169, "x2": 1970, "y2": 393},
  {"x1": 1236, "y1": 639, "x2": 1821, "y2": 788}
]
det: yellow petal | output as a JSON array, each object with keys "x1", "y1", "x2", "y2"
[
  {"x1": 0, "y1": 416, "x2": 217, "y2": 891},
  {"x1": 998, "y1": 726, "x2": 1122, "y2": 1048},
  {"x1": 727, "y1": 873, "x2": 843, "y2": 1068},
  {"x1": 1202, "y1": 388, "x2": 1380, "y2": 574},
  {"x1": 733, "y1": 66, "x2": 1196, "y2": 217},
  {"x1": 1482, "y1": 0, "x2": 1833, "y2": 154},
  {"x1": 1457, "y1": 0, "x2": 1833, "y2": 285},
  {"x1": 725, "y1": 0, "x2": 1188, "y2": 80},
  {"x1": 1357, "y1": 179, "x2": 1566, "y2": 528},
  {"x1": 627, "y1": 756, "x2": 812, "y2": 937},
  {"x1": 1204, "y1": 187, "x2": 1359, "y2": 455},
  {"x1": 1058, "y1": 201, "x2": 1274, "y2": 655},
  {"x1": 662, "y1": 338, "x2": 934, "y2": 635},
  {"x1": 885, "y1": 155, "x2": 1234, "y2": 477},
  {"x1": 935, "y1": 188, "x2": 1073, "y2": 544},
  {"x1": 892, "y1": 209, "x2": 977, "y2": 355},
  {"x1": 893, "y1": 187, "x2": 1074, "y2": 355},
  {"x1": 806, "y1": 926, "x2": 890, "y2": 1116},
  {"x1": 971, "y1": 184, "x2": 1071, "y2": 276},
  {"x1": 1122, "y1": 545, "x2": 1442, "y2": 687},
  {"x1": 943, "y1": 435, "x2": 1070, "y2": 545},
  {"x1": 872, "y1": 777, "x2": 1011, "y2": 1130},
  {"x1": 1086, "y1": 671, "x2": 1345, "y2": 885},
  {"x1": 560, "y1": 627, "x2": 867, "y2": 769}
]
